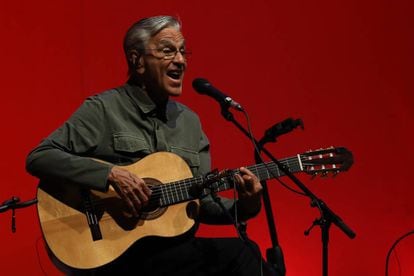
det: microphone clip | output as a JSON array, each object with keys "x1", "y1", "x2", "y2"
[
  {"x1": 261, "y1": 117, "x2": 304, "y2": 145},
  {"x1": 0, "y1": 196, "x2": 38, "y2": 233}
]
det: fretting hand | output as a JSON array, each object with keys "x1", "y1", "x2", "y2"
[{"x1": 233, "y1": 167, "x2": 263, "y2": 215}]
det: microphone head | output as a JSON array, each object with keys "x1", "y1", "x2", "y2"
[
  {"x1": 192, "y1": 77, "x2": 243, "y2": 111},
  {"x1": 192, "y1": 78, "x2": 211, "y2": 94}
]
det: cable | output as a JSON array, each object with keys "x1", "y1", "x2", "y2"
[
  {"x1": 240, "y1": 109, "x2": 306, "y2": 197},
  {"x1": 36, "y1": 235, "x2": 49, "y2": 276},
  {"x1": 393, "y1": 248, "x2": 402, "y2": 276},
  {"x1": 385, "y1": 229, "x2": 414, "y2": 276}
]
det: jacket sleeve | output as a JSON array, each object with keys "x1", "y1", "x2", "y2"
[{"x1": 26, "y1": 96, "x2": 113, "y2": 191}]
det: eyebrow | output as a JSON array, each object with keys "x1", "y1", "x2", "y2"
[{"x1": 157, "y1": 39, "x2": 186, "y2": 48}]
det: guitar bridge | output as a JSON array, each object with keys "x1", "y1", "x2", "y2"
[{"x1": 81, "y1": 189, "x2": 102, "y2": 241}]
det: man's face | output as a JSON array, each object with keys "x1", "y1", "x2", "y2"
[{"x1": 139, "y1": 27, "x2": 187, "y2": 99}]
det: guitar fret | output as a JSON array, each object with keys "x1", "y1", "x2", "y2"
[
  {"x1": 164, "y1": 185, "x2": 171, "y2": 205},
  {"x1": 172, "y1": 181, "x2": 179, "y2": 202},
  {"x1": 183, "y1": 178, "x2": 192, "y2": 200},
  {"x1": 167, "y1": 184, "x2": 172, "y2": 205},
  {"x1": 266, "y1": 166, "x2": 270, "y2": 180},
  {"x1": 275, "y1": 164, "x2": 281, "y2": 178},
  {"x1": 246, "y1": 157, "x2": 301, "y2": 182},
  {"x1": 175, "y1": 180, "x2": 183, "y2": 202},
  {"x1": 178, "y1": 180, "x2": 185, "y2": 201},
  {"x1": 158, "y1": 186, "x2": 163, "y2": 206},
  {"x1": 159, "y1": 176, "x2": 205, "y2": 207},
  {"x1": 167, "y1": 182, "x2": 175, "y2": 204},
  {"x1": 253, "y1": 166, "x2": 259, "y2": 179},
  {"x1": 159, "y1": 155, "x2": 307, "y2": 208},
  {"x1": 184, "y1": 181, "x2": 190, "y2": 199},
  {"x1": 160, "y1": 185, "x2": 166, "y2": 206}
]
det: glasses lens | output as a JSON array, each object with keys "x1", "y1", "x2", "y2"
[{"x1": 163, "y1": 50, "x2": 191, "y2": 61}]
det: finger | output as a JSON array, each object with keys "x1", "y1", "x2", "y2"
[
  {"x1": 124, "y1": 183, "x2": 142, "y2": 209},
  {"x1": 240, "y1": 167, "x2": 260, "y2": 182},
  {"x1": 117, "y1": 177, "x2": 143, "y2": 214},
  {"x1": 125, "y1": 196, "x2": 139, "y2": 217},
  {"x1": 115, "y1": 184, "x2": 139, "y2": 217},
  {"x1": 132, "y1": 180, "x2": 150, "y2": 206},
  {"x1": 136, "y1": 178, "x2": 152, "y2": 197},
  {"x1": 234, "y1": 173, "x2": 248, "y2": 195},
  {"x1": 242, "y1": 175, "x2": 254, "y2": 191},
  {"x1": 233, "y1": 173, "x2": 244, "y2": 186},
  {"x1": 143, "y1": 184, "x2": 152, "y2": 196},
  {"x1": 239, "y1": 167, "x2": 257, "y2": 178},
  {"x1": 132, "y1": 176, "x2": 152, "y2": 202},
  {"x1": 128, "y1": 172, "x2": 152, "y2": 196}
]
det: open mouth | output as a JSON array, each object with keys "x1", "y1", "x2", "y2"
[{"x1": 167, "y1": 70, "x2": 182, "y2": 80}]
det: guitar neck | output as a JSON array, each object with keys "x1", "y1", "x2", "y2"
[
  {"x1": 154, "y1": 155, "x2": 302, "y2": 207},
  {"x1": 244, "y1": 155, "x2": 303, "y2": 182}
]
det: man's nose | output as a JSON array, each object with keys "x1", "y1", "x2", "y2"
[{"x1": 172, "y1": 51, "x2": 186, "y2": 64}]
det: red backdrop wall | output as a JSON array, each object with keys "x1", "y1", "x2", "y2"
[{"x1": 0, "y1": 0, "x2": 413, "y2": 275}]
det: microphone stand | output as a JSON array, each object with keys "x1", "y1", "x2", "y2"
[
  {"x1": 219, "y1": 105, "x2": 356, "y2": 276},
  {"x1": 254, "y1": 145, "x2": 286, "y2": 276},
  {"x1": 0, "y1": 196, "x2": 38, "y2": 233}
]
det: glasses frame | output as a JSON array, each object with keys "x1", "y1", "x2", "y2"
[{"x1": 144, "y1": 47, "x2": 191, "y2": 61}]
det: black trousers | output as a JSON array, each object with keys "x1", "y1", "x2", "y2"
[{"x1": 69, "y1": 236, "x2": 272, "y2": 276}]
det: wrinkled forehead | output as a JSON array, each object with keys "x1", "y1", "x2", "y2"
[{"x1": 149, "y1": 27, "x2": 186, "y2": 47}]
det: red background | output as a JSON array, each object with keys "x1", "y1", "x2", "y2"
[{"x1": 1, "y1": 0, "x2": 413, "y2": 275}]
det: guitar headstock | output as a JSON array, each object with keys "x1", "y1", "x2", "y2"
[{"x1": 300, "y1": 147, "x2": 353, "y2": 177}]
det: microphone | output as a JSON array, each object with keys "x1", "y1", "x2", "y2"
[
  {"x1": 192, "y1": 78, "x2": 243, "y2": 111},
  {"x1": 261, "y1": 117, "x2": 304, "y2": 144}
]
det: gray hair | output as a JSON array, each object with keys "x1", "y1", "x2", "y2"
[{"x1": 124, "y1": 16, "x2": 182, "y2": 75}]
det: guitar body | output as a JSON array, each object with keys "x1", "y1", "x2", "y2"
[{"x1": 37, "y1": 152, "x2": 199, "y2": 270}]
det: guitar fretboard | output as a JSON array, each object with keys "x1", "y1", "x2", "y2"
[{"x1": 151, "y1": 155, "x2": 303, "y2": 207}]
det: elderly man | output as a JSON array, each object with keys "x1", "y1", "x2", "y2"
[{"x1": 27, "y1": 16, "x2": 268, "y2": 275}]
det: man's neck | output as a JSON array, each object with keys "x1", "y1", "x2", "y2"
[
  {"x1": 146, "y1": 89, "x2": 168, "y2": 110},
  {"x1": 128, "y1": 76, "x2": 169, "y2": 110}
]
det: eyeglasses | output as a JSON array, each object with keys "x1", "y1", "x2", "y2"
[{"x1": 145, "y1": 47, "x2": 191, "y2": 61}]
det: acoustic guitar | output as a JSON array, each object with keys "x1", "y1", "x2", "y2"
[{"x1": 37, "y1": 147, "x2": 353, "y2": 269}]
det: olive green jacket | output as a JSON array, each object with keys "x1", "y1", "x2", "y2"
[{"x1": 26, "y1": 83, "x2": 249, "y2": 224}]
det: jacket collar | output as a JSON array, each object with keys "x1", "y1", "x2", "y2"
[{"x1": 124, "y1": 82, "x2": 178, "y2": 121}]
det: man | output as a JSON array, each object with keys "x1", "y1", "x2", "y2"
[{"x1": 27, "y1": 16, "x2": 267, "y2": 275}]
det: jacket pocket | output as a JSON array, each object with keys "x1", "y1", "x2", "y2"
[{"x1": 113, "y1": 132, "x2": 151, "y2": 154}]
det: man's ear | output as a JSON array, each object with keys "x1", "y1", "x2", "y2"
[
  {"x1": 136, "y1": 55, "x2": 145, "y2": 74},
  {"x1": 129, "y1": 50, "x2": 145, "y2": 74}
]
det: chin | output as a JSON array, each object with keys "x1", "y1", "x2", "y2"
[{"x1": 167, "y1": 88, "x2": 183, "y2": 97}]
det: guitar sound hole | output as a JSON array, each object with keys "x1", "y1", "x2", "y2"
[{"x1": 139, "y1": 178, "x2": 167, "y2": 220}]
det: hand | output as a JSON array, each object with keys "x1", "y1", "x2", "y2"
[
  {"x1": 234, "y1": 167, "x2": 263, "y2": 216},
  {"x1": 108, "y1": 166, "x2": 152, "y2": 217}
]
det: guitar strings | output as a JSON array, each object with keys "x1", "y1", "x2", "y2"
[
  {"x1": 84, "y1": 153, "x2": 341, "y2": 214},
  {"x1": 91, "y1": 158, "x2": 302, "y2": 205},
  {"x1": 88, "y1": 157, "x2": 302, "y2": 208},
  {"x1": 150, "y1": 153, "x2": 341, "y2": 204},
  {"x1": 142, "y1": 157, "x2": 301, "y2": 203}
]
